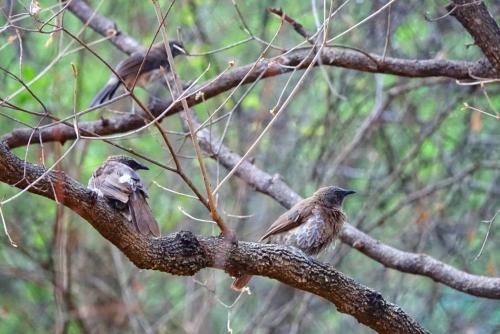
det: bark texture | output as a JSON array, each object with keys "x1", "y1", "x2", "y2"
[
  {"x1": 0, "y1": 143, "x2": 429, "y2": 333},
  {"x1": 448, "y1": 0, "x2": 500, "y2": 73}
]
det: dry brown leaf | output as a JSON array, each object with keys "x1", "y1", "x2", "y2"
[{"x1": 470, "y1": 111, "x2": 482, "y2": 133}]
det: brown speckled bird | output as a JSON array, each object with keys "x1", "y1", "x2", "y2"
[
  {"x1": 88, "y1": 156, "x2": 160, "y2": 237},
  {"x1": 90, "y1": 41, "x2": 186, "y2": 108},
  {"x1": 231, "y1": 186, "x2": 355, "y2": 290}
]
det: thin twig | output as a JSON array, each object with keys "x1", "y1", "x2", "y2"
[
  {"x1": 268, "y1": 7, "x2": 313, "y2": 43},
  {"x1": 473, "y1": 209, "x2": 499, "y2": 261},
  {"x1": 151, "y1": 0, "x2": 233, "y2": 238}
]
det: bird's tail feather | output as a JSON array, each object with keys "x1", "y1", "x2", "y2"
[
  {"x1": 231, "y1": 275, "x2": 253, "y2": 291},
  {"x1": 89, "y1": 79, "x2": 121, "y2": 108},
  {"x1": 129, "y1": 191, "x2": 160, "y2": 237}
]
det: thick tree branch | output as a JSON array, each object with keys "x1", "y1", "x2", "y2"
[
  {"x1": 1, "y1": 1, "x2": 495, "y2": 331},
  {"x1": 448, "y1": 0, "x2": 500, "y2": 73},
  {"x1": 0, "y1": 143, "x2": 429, "y2": 334},
  {"x1": 1, "y1": 113, "x2": 144, "y2": 149},
  {"x1": 1, "y1": 45, "x2": 493, "y2": 149},
  {"x1": 2, "y1": 1, "x2": 497, "y2": 301},
  {"x1": 64, "y1": 0, "x2": 142, "y2": 54},
  {"x1": 2, "y1": 50, "x2": 498, "y2": 299},
  {"x1": 194, "y1": 119, "x2": 500, "y2": 300},
  {"x1": 66, "y1": 0, "x2": 494, "y2": 79},
  {"x1": 4, "y1": 0, "x2": 489, "y2": 149}
]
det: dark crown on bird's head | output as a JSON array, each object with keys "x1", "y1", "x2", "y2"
[
  {"x1": 316, "y1": 186, "x2": 355, "y2": 207},
  {"x1": 107, "y1": 155, "x2": 149, "y2": 170}
]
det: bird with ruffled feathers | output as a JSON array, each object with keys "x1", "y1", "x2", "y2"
[
  {"x1": 231, "y1": 186, "x2": 355, "y2": 290},
  {"x1": 88, "y1": 155, "x2": 160, "y2": 237}
]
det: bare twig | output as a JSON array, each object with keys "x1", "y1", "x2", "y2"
[
  {"x1": 151, "y1": 0, "x2": 234, "y2": 239},
  {"x1": 473, "y1": 209, "x2": 500, "y2": 261},
  {"x1": 268, "y1": 7, "x2": 313, "y2": 42}
]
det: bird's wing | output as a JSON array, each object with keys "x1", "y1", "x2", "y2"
[
  {"x1": 99, "y1": 174, "x2": 132, "y2": 203},
  {"x1": 93, "y1": 163, "x2": 134, "y2": 203},
  {"x1": 116, "y1": 49, "x2": 164, "y2": 79},
  {"x1": 90, "y1": 51, "x2": 144, "y2": 108},
  {"x1": 129, "y1": 191, "x2": 160, "y2": 237},
  {"x1": 259, "y1": 198, "x2": 313, "y2": 241},
  {"x1": 115, "y1": 51, "x2": 145, "y2": 78}
]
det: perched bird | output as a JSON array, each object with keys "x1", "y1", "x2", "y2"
[
  {"x1": 88, "y1": 155, "x2": 160, "y2": 237},
  {"x1": 231, "y1": 186, "x2": 355, "y2": 290},
  {"x1": 90, "y1": 41, "x2": 186, "y2": 107}
]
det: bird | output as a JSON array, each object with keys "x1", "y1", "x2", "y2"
[
  {"x1": 89, "y1": 41, "x2": 186, "y2": 108},
  {"x1": 88, "y1": 155, "x2": 160, "y2": 237},
  {"x1": 231, "y1": 186, "x2": 355, "y2": 290}
]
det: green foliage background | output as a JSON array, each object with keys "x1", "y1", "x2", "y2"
[{"x1": 0, "y1": 0, "x2": 499, "y2": 333}]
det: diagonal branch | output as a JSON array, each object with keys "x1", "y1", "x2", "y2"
[
  {"x1": 448, "y1": 0, "x2": 500, "y2": 73},
  {"x1": 150, "y1": 0, "x2": 234, "y2": 240},
  {"x1": 0, "y1": 142, "x2": 429, "y2": 334},
  {"x1": 64, "y1": 0, "x2": 141, "y2": 54},
  {"x1": 193, "y1": 117, "x2": 500, "y2": 300},
  {"x1": 3, "y1": 0, "x2": 489, "y2": 151},
  {"x1": 1, "y1": 45, "x2": 493, "y2": 150},
  {"x1": 268, "y1": 7, "x2": 313, "y2": 42},
  {"x1": 4, "y1": 0, "x2": 496, "y2": 301}
]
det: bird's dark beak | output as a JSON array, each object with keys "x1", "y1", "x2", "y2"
[
  {"x1": 343, "y1": 189, "x2": 356, "y2": 196},
  {"x1": 137, "y1": 162, "x2": 149, "y2": 170}
]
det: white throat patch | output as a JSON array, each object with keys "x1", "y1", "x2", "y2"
[{"x1": 119, "y1": 174, "x2": 133, "y2": 185}]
